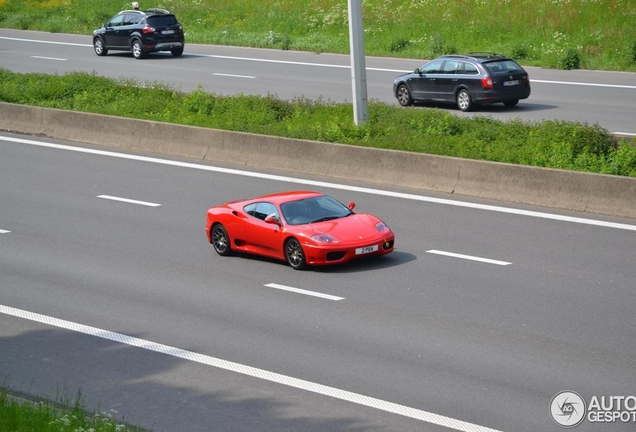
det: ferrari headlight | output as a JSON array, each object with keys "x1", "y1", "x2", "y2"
[
  {"x1": 311, "y1": 234, "x2": 338, "y2": 243},
  {"x1": 375, "y1": 222, "x2": 390, "y2": 233}
]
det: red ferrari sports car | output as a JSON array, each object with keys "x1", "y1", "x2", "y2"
[{"x1": 205, "y1": 191, "x2": 395, "y2": 269}]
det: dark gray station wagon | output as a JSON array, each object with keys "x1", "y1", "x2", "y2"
[{"x1": 393, "y1": 53, "x2": 531, "y2": 111}]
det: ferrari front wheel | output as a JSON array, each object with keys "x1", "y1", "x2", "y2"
[
  {"x1": 285, "y1": 238, "x2": 307, "y2": 270},
  {"x1": 211, "y1": 223, "x2": 232, "y2": 256}
]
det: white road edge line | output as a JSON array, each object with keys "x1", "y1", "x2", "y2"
[
  {"x1": 0, "y1": 304, "x2": 502, "y2": 432},
  {"x1": 0, "y1": 229, "x2": 10, "y2": 234},
  {"x1": 97, "y1": 195, "x2": 161, "y2": 207},
  {"x1": 3, "y1": 136, "x2": 636, "y2": 232},
  {"x1": 264, "y1": 283, "x2": 344, "y2": 301},
  {"x1": 426, "y1": 250, "x2": 512, "y2": 266}
]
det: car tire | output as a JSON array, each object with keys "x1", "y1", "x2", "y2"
[
  {"x1": 132, "y1": 39, "x2": 145, "y2": 59},
  {"x1": 171, "y1": 46, "x2": 184, "y2": 57},
  {"x1": 456, "y1": 89, "x2": 473, "y2": 112},
  {"x1": 396, "y1": 84, "x2": 413, "y2": 107},
  {"x1": 285, "y1": 237, "x2": 307, "y2": 270},
  {"x1": 93, "y1": 37, "x2": 108, "y2": 56},
  {"x1": 211, "y1": 223, "x2": 232, "y2": 256},
  {"x1": 503, "y1": 99, "x2": 519, "y2": 107}
]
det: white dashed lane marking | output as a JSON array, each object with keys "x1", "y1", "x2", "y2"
[
  {"x1": 97, "y1": 195, "x2": 161, "y2": 207},
  {"x1": 426, "y1": 250, "x2": 512, "y2": 266}
]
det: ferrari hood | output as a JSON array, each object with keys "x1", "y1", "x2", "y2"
[{"x1": 309, "y1": 214, "x2": 385, "y2": 242}]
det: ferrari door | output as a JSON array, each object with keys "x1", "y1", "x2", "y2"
[{"x1": 244, "y1": 202, "x2": 283, "y2": 257}]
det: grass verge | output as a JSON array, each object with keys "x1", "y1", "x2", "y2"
[
  {"x1": 0, "y1": 386, "x2": 145, "y2": 432},
  {"x1": 2, "y1": 68, "x2": 635, "y2": 177}
]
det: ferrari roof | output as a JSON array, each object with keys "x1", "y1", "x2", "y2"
[{"x1": 255, "y1": 191, "x2": 323, "y2": 204}]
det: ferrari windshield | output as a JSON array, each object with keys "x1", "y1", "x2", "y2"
[{"x1": 281, "y1": 195, "x2": 352, "y2": 225}]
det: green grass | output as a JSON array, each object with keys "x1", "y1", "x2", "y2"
[
  {"x1": 0, "y1": 387, "x2": 145, "y2": 432},
  {"x1": 0, "y1": 0, "x2": 635, "y2": 71},
  {"x1": 2, "y1": 68, "x2": 635, "y2": 176}
]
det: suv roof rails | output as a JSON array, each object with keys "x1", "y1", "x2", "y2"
[{"x1": 145, "y1": 8, "x2": 171, "y2": 14}]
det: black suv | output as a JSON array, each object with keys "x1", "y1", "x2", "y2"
[
  {"x1": 93, "y1": 8, "x2": 184, "y2": 59},
  {"x1": 393, "y1": 53, "x2": 530, "y2": 111}
]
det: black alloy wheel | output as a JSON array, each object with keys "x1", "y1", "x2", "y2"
[
  {"x1": 212, "y1": 224, "x2": 232, "y2": 256},
  {"x1": 285, "y1": 238, "x2": 307, "y2": 270}
]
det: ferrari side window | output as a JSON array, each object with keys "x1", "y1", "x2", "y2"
[
  {"x1": 253, "y1": 202, "x2": 279, "y2": 221},
  {"x1": 243, "y1": 203, "x2": 257, "y2": 217}
]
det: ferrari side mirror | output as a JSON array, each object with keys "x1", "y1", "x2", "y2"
[
  {"x1": 264, "y1": 214, "x2": 282, "y2": 226},
  {"x1": 348, "y1": 202, "x2": 356, "y2": 211}
]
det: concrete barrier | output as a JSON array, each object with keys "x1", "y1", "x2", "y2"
[{"x1": 1, "y1": 102, "x2": 635, "y2": 219}]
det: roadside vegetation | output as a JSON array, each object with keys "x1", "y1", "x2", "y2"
[
  {"x1": 1, "y1": 69, "x2": 635, "y2": 176},
  {"x1": 0, "y1": 387, "x2": 144, "y2": 432},
  {"x1": 0, "y1": 0, "x2": 635, "y2": 71}
]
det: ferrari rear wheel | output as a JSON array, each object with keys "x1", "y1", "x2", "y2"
[
  {"x1": 211, "y1": 223, "x2": 232, "y2": 256},
  {"x1": 285, "y1": 238, "x2": 307, "y2": 270}
]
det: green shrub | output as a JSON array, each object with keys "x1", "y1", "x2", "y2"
[
  {"x1": 389, "y1": 38, "x2": 410, "y2": 53},
  {"x1": 559, "y1": 48, "x2": 581, "y2": 70}
]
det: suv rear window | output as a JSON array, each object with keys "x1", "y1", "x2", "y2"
[
  {"x1": 483, "y1": 60, "x2": 523, "y2": 74},
  {"x1": 147, "y1": 15, "x2": 177, "y2": 26}
]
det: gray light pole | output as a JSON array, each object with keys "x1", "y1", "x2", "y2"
[{"x1": 348, "y1": 0, "x2": 368, "y2": 126}]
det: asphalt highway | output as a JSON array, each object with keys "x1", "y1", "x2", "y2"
[
  {"x1": 1, "y1": 28, "x2": 636, "y2": 136},
  {"x1": 1, "y1": 132, "x2": 636, "y2": 431}
]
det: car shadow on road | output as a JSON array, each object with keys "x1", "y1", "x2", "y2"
[
  {"x1": 413, "y1": 101, "x2": 557, "y2": 113},
  {"x1": 223, "y1": 250, "x2": 416, "y2": 273},
  {"x1": 101, "y1": 52, "x2": 188, "y2": 60}
]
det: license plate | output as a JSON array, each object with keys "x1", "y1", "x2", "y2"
[
  {"x1": 355, "y1": 244, "x2": 378, "y2": 255},
  {"x1": 162, "y1": 29, "x2": 174, "y2": 35},
  {"x1": 503, "y1": 80, "x2": 519, "y2": 86}
]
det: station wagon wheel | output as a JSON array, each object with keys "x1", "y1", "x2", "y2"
[
  {"x1": 211, "y1": 223, "x2": 232, "y2": 256},
  {"x1": 171, "y1": 46, "x2": 184, "y2": 57},
  {"x1": 456, "y1": 89, "x2": 473, "y2": 112},
  {"x1": 132, "y1": 39, "x2": 145, "y2": 59},
  {"x1": 93, "y1": 37, "x2": 108, "y2": 56},
  {"x1": 285, "y1": 238, "x2": 307, "y2": 270},
  {"x1": 396, "y1": 84, "x2": 413, "y2": 107},
  {"x1": 503, "y1": 99, "x2": 519, "y2": 107}
]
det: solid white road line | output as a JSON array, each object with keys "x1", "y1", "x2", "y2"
[
  {"x1": 3, "y1": 135, "x2": 636, "y2": 232},
  {"x1": 0, "y1": 229, "x2": 10, "y2": 234},
  {"x1": 427, "y1": 250, "x2": 512, "y2": 266},
  {"x1": 97, "y1": 195, "x2": 161, "y2": 207},
  {"x1": 264, "y1": 283, "x2": 344, "y2": 301},
  {"x1": 0, "y1": 36, "x2": 89, "y2": 47},
  {"x1": 0, "y1": 303, "x2": 502, "y2": 432}
]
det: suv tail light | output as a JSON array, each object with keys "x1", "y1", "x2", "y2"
[
  {"x1": 481, "y1": 77, "x2": 494, "y2": 89},
  {"x1": 142, "y1": 26, "x2": 156, "y2": 34}
]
